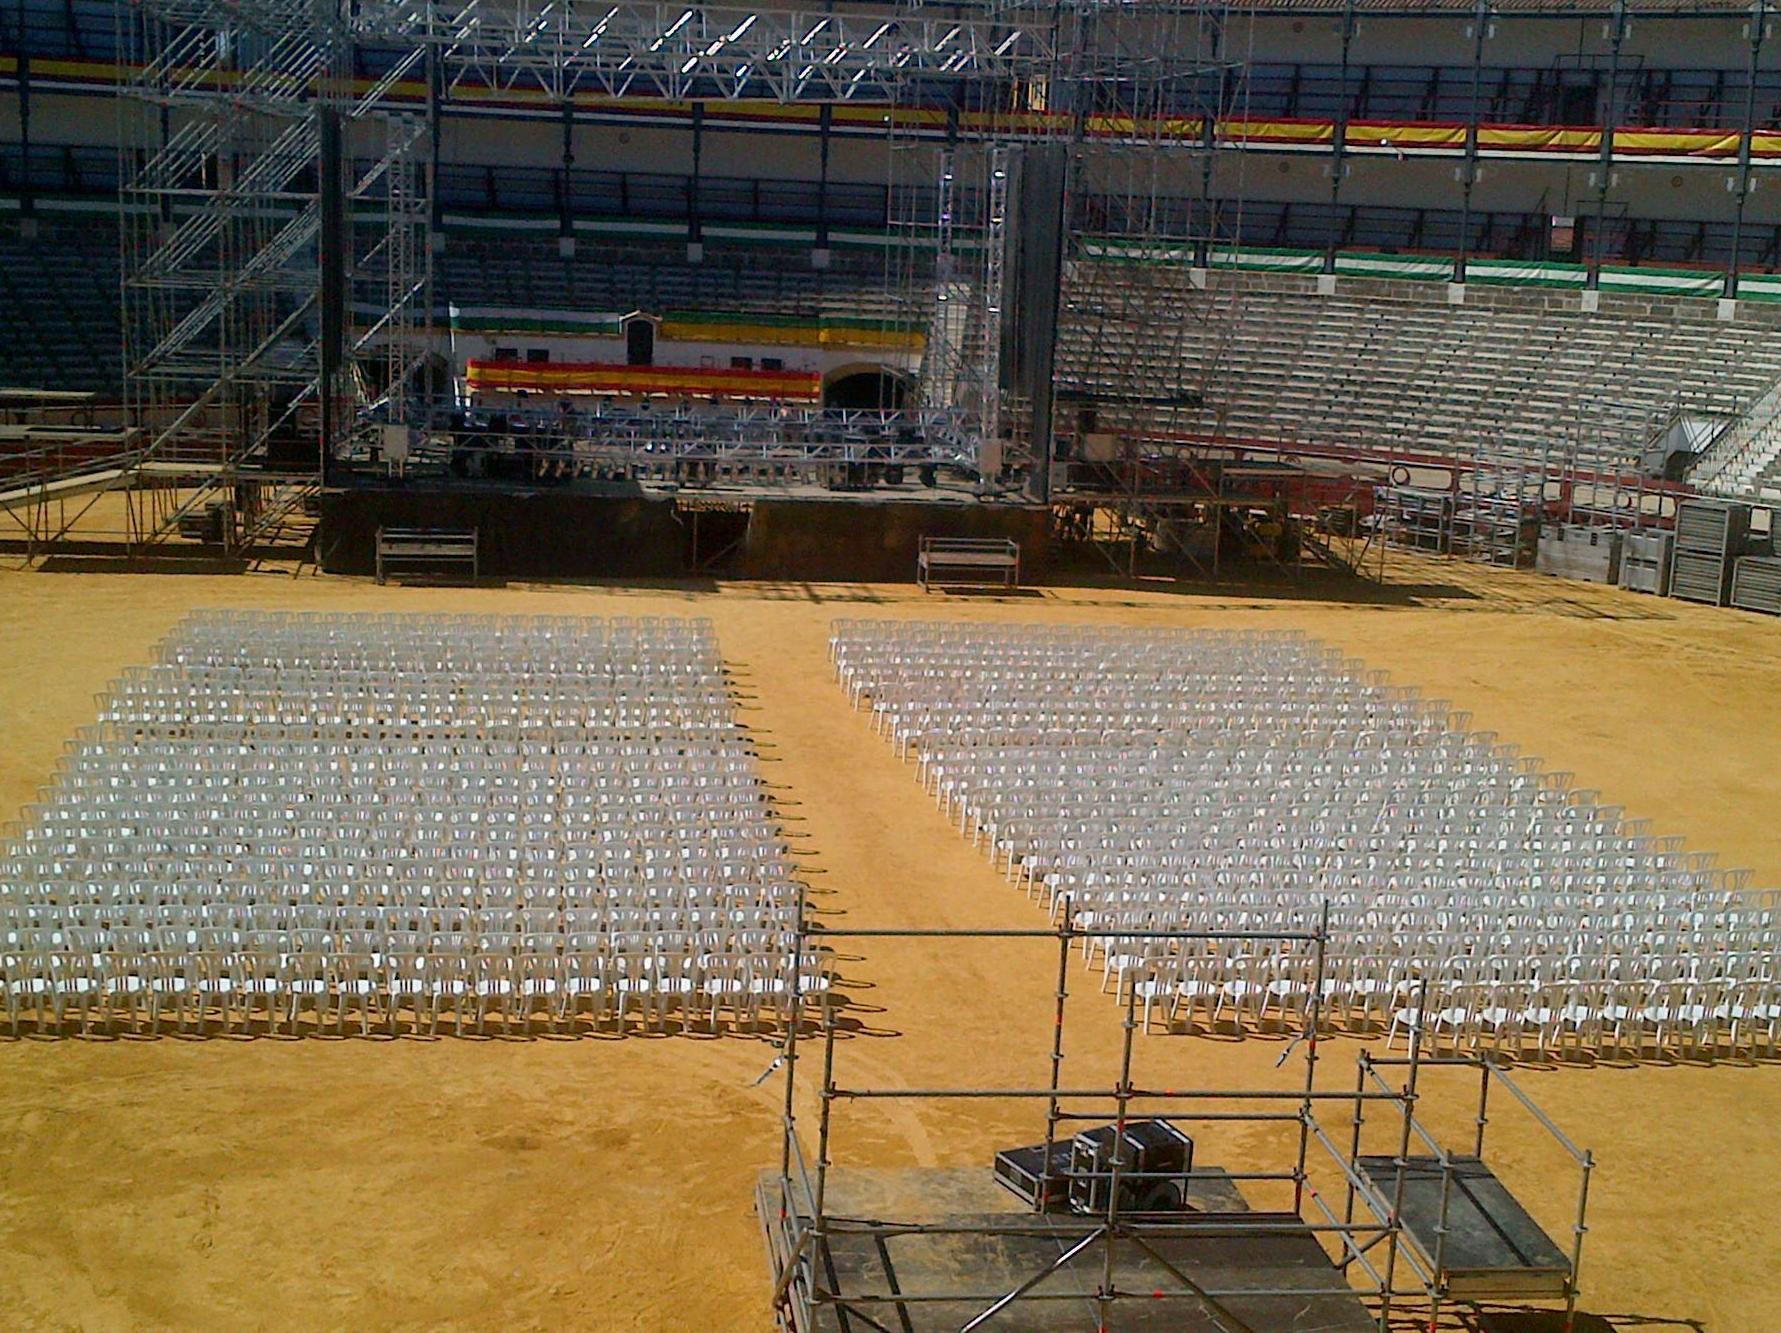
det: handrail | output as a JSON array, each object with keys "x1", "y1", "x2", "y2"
[{"x1": 0, "y1": 441, "x2": 145, "y2": 492}]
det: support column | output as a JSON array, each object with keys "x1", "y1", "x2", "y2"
[
  {"x1": 558, "y1": 96, "x2": 576, "y2": 257},
  {"x1": 318, "y1": 106, "x2": 348, "y2": 480},
  {"x1": 1196, "y1": 29, "x2": 1227, "y2": 269},
  {"x1": 1727, "y1": 0, "x2": 1769, "y2": 297},
  {"x1": 1587, "y1": 0, "x2": 1629, "y2": 287},
  {"x1": 426, "y1": 14, "x2": 443, "y2": 248},
  {"x1": 1453, "y1": 0, "x2": 1492, "y2": 284},
  {"x1": 17, "y1": 40, "x2": 35, "y2": 236},
  {"x1": 688, "y1": 101, "x2": 704, "y2": 262},
  {"x1": 1010, "y1": 144, "x2": 1067, "y2": 503},
  {"x1": 1324, "y1": 0, "x2": 1359, "y2": 275},
  {"x1": 813, "y1": 103, "x2": 832, "y2": 268}
]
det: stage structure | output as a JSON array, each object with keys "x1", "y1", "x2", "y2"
[
  {"x1": 759, "y1": 906, "x2": 1595, "y2": 1332},
  {"x1": 60, "y1": 0, "x2": 1251, "y2": 550},
  {"x1": 879, "y1": 0, "x2": 1252, "y2": 499}
]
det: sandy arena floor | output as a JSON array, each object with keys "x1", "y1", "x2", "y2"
[{"x1": 1, "y1": 555, "x2": 1778, "y2": 1331}]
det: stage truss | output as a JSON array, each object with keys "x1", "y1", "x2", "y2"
[{"x1": 78, "y1": 0, "x2": 1258, "y2": 528}]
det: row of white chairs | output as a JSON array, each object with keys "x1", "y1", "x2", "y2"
[
  {"x1": 5, "y1": 921, "x2": 803, "y2": 951},
  {"x1": 0, "y1": 947, "x2": 831, "y2": 1035},
  {"x1": 1126, "y1": 951, "x2": 1781, "y2": 1060}
]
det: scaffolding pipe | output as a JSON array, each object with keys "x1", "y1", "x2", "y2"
[
  {"x1": 1040, "y1": 896, "x2": 1072, "y2": 1215},
  {"x1": 1374, "y1": 977, "x2": 1429, "y2": 1333}
]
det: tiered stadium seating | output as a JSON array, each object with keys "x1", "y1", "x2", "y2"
[
  {"x1": 0, "y1": 218, "x2": 122, "y2": 394},
  {"x1": 15, "y1": 211, "x2": 1781, "y2": 478},
  {"x1": 1689, "y1": 379, "x2": 1781, "y2": 500},
  {"x1": 1059, "y1": 267, "x2": 1781, "y2": 465}
]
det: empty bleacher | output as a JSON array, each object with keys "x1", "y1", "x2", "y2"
[
  {"x1": 1239, "y1": 61, "x2": 1781, "y2": 130},
  {"x1": 13, "y1": 212, "x2": 1781, "y2": 481},
  {"x1": 435, "y1": 236, "x2": 904, "y2": 320},
  {"x1": 1059, "y1": 266, "x2": 1781, "y2": 466},
  {"x1": 0, "y1": 218, "x2": 123, "y2": 395},
  {"x1": 1689, "y1": 378, "x2": 1781, "y2": 500}
]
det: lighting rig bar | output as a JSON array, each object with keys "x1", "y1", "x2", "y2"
[{"x1": 351, "y1": 1, "x2": 1068, "y2": 102}]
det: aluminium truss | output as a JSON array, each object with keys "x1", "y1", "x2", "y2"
[
  {"x1": 390, "y1": 403, "x2": 980, "y2": 481},
  {"x1": 874, "y1": 0, "x2": 1246, "y2": 488},
  {"x1": 889, "y1": 138, "x2": 1006, "y2": 461},
  {"x1": 348, "y1": 2, "x2": 1069, "y2": 103}
]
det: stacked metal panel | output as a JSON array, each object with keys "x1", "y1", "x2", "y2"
[
  {"x1": 1618, "y1": 530, "x2": 1674, "y2": 596},
  {"x1": 1730, "y1": 556, "x2": 1781, "y2": 615},
  {"x1": 1670, "y1": 499, "x2": 1752, "y2": 606},
  {"x1": 1535, "y1": 525, "x2": 1622, "y2": 584}
]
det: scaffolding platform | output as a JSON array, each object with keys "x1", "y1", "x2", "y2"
[
  {"x1": 1354, "y1": 1154, "x2": 1572, "y2": 1301},
  {"x1": 758, "y1": 1166, "x2": 1378, "y2": 1333}
]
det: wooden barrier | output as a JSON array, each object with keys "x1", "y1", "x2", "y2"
[{"x1": 916, "y1": 536, "x2": 1020, "y2": 592}]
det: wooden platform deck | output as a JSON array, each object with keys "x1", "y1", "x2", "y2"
[{"x1": 1355, "y1": 1154, "x2": 1572, "y2": 1301}]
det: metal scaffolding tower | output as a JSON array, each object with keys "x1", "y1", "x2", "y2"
[
  {"x1": 1050, "y1": 0, "x2": 1249, "y2": 451},
  {"x1": 113, "y1": 0, "x2": 430, "y2": 552},
  {"x1": 891, "y1": 135, "x2": 1006, "y2": 465},
  {"x1": 875, "y1": 0, "x2": 1247, "y2": 488}
]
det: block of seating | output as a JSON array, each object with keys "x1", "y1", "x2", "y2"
[
  {"x1": 0, "y1": 612, "x2": 830, "y2": 1037},
  {"x1": 829, "y1": 619, "x2": 1778, "y2": 1060}
]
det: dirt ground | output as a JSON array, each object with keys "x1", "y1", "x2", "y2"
[{"x1": 1, "y1": 555, "x2": 1778, "y2": 1331}]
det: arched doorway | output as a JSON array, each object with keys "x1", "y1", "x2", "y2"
[
  {"x1": 823, "y1": 367, "x2": 909, "y2": 411},
  {"x1": 624, "y1": 316, "x2": 656, "y2": 366}
]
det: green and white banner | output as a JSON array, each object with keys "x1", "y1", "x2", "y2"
[{"x1": 448, "y1": 305, "x2": 624, "y2": 338}]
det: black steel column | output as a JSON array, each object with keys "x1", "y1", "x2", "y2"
[
  {"x1": 815, "y1": 103, "x2": 833, "y2": 256},
  {"x1": 1454, "y1": 0, "x2": 1492, "y2": 283},
  {"x1": 1197, "y1": 33, "x2": 1226, "y2": 268},
  {"x1": 318, "y1": 106, "x2": 347, "y2": 479},
  {"x1": 1727, "y1": 0, "x2": 1769, "y2": 297},
  {"x1": 1332, "y1": 0, "x2": 1353, "y2": 274},
  {"x1": 1587, "y1": 0, "x2": 1629, "y2": 287},
  {"x1": 1325, "y1": 0, "x2": 1358, "y2": 274},
  {"x1": 689, "y1": 101, "x2": 704, "y2": 258},
  {"x1": 426, "y1": 24, "x2": 443, "y2": 240},
  {"x1": 1011, "y1": 144, "x2": 1067, "y2": 503},
  {"x1": 16, "y1": 24, "x2": 33, "y2": 232},
  {"x1": 156, "y1": 6, "x2": 172, "y2": 227},
  {"x1": 559, "y1": 95, "x2": 575, "y2": 254}
]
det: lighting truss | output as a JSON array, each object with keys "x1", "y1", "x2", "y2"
[{"x1": 351, "y1": 1, "x2": 1068, "y2": 102}]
